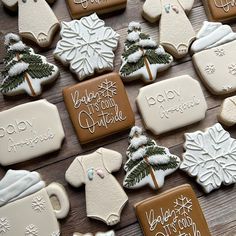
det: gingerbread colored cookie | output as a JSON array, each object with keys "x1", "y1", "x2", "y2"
[
  {"x1": 0, "y1": 170, "x2": 70, "y2": 236},
  {"x1": 135, "y1": 184, "x2": 211, "y2": 236},
  {"x1": 66, "y1": 148, "x2": 128, "y2": 226},
  {"x1": 203, "y1": 0, "x2": 236, "y2": 22},
  {"x1": 0, "y1": 100, "x2": 65, "y2": 165},
  {"x1": 63, "y1": 72, "x2": 134, "y2": 144},
  {"x1": 73, "y1": 231, "x2": 115, "y2": 236},
  {"x1": 54, "y1": 14, "x2": 119, "y2": 81},
  {"x1": 142, "y1": 0, "x2": 196, "y2": 58},
  {"x1": 191, "y1": 21, "x2": 236, "y2": 95},
  {"x1": 218, "y1": 95, "x2": 236, "y2": 126},
  {"x1": 119, "y1": 22, "x2": 173, "y2": 83},
  {"x1": 136, "y1": 75, "x2": 207, "y2": 135},
  {"x1": 66, "y1": 0, "x2": 127, "y2": 19},
  {"x1": 123, "y1": 126, "x2": 180, "y2": 190},
  {"x1": 1, "y1": 0, "x2": 59, "y2": 47},
  {"x1": 181, "y1": 123, "x2": 236, "y2": 193}
]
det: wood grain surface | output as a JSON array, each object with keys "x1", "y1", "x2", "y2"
[{"x1": 0, "y1": 0, "x2": 236, "y2": 235}]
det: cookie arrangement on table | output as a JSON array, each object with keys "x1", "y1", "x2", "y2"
[{"x1": 1, "y1": 0, "x2": 236, "y2": 235}]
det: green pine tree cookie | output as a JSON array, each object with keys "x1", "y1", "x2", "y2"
[
  {"x1": 0, "y1": 33, "x2": 59, "y2": 97},
  {"x1": 123, "y1": 126, "x2": 180, "y2": 190}
]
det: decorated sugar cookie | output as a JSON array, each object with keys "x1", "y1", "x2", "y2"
[
  {"x1": 181, "y1": 123, "x2": 236, "y2": 193},
  {"x1": 123, "y1": 126, "x2": 180, "y2": 190},
  {"x1": 66, "y1": 0, "x2": 127, "y2": 19},
  {"x1": 135, "y1": 184, "x2": 211, "y2": 236},
  {"x1": 66, "y1": 148, "x2": 128, "y2": 226},
  {"x1": 203, "y1": 0, "x2": 236, "y2": 22},
  {"x1": 0, "y1": 170, "x2": 70, "y2": 236},
  {"x1": 191, "y1": 21, "x2": 236, "y2": 95},
  {"x1": 73, "y1": 231, "x2": 115, "y2": 236},
  {"x1": 218, "y1": 96, "x2": 236, "y2": 126},
  {"x1": 0, "y1": 34, "x2": 59, "y2": 97},
  {"x1": 54, "y1": 13, "x2": 119, "y2": 81},
  {"x1": 142, "y1": 0, "x2": 196, "y2": 58},
  {"x1": 119, "y1": 22, "x2": 173, "y2": 83},
  {"x1": 1, "y1": 0, "x2": 59, "y2": 47}
]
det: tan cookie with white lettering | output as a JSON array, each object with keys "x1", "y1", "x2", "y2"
[{"x1": 135, "y1": 184, "x2": 211, "y2": 236}]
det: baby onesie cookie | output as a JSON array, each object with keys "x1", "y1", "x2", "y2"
[
  {"x1": 0, "y1": 99, "x2": 65, "y2": 165},
  {"x1": 63, "y1": 72, "x2": 134, "y2": 144},
  {"x1": 191, "y1": 21, "x2": 236, "y2": 95},
  {"x1": 0, "y1": 33, "x2": 59, "y2": 97},
  {"x1": 66, "y1": 0, "x2": 127, "y2": 19},
  {"x1": 136, "y1": 75, "x2": 207, "y2": 135},
  {"x1": 66, "y1": 148, "x2": 128, "y2": 226},
  {"x1": 0, "y1": 170, "x2": 70, "y2": 236},
  {"x1": 180, "y1": 123, "x2": 236, "y2": 193},
  {"x1": 203, "y1": 0, "x2": 236, "y2": 22},
  {"x1": 1, "y1": 0, "x2": 59, "y2": 47},
  {"x1": 123, "y1": 126, "x2": 180, "y2": 190},
  {"x1": 142, "y1": 0, "x2": 196, "y2": 58},
  {"x1": 218, "y1": 96, "x2": 236, "y2": 126},
  {"x1": 54, "y1": 13, "x2": 119, "y2": 81},
  {"x1": 135, "y1": 184, "x2": 211, "y2": 236},
  {"x1": 119, "y1": 22, "x2": 173, "y2": 83},
  {"x1": 73, "y1": 231, "x2": 115, "y2": 236}
]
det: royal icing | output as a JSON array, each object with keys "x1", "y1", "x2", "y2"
[
  {"x1": 123, "y1": 126, "x2": 180, "y2": 190},
  {"x1": 54, "y1": 13, "x2": 119, "y2": 81},
  {"x1": 0, "y1": 34, "x2": 59, "y2": 97},
  {"x1": 136, "y1": 75, "x2": 207, "y2": 135},
  {"x1": 0, "y1": 100, "x2": 65, "y2": 166},
  {"x1": 119, "y1": 22, "x2": 173, "y2": 83},
  {"x1": 181, "y1": 123, "x2": 236, "y2": 193}
]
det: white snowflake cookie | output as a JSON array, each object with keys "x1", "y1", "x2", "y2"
[
  {"x1": 180, "y1": 123, "x2": 236, "y2": 193},
  {"x1": 54, "y1": 13, "x2": 119, "y2": 81},
  {"x1": 119, "y1": 22, "x2": 173, "y2": 83}
]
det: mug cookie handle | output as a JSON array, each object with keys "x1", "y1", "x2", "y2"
[{"x1": 46, "y1": 182, "x2": 70, "y2": 219}]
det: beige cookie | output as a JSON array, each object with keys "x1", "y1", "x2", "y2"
[
  {"x1": 1, "y1": 0, "x2": 59, "y2": 47},
  {"x1": 218, "y1": 96, "x2": 236, "y2": 126},
  {"x1": 65, "y1": 148, "x2": 128, "y2": 226},
  {"x1": 142, "y1": 0, "x2": 196, "y2": 58},
  {"x1": 192, "y1": 21, "x2": 236, "y2": 95},
  {"x1": 136, "y1": 75, "x2": 207, "y2": 135}
]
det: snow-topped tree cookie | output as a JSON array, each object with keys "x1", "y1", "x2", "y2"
[
  {"x1": 123, "y1": 126, "x2": 180, "y2": 190},
  {"x1": 119, "y1": 22, "x2": 173, "y2": 83},
  {"x1": 0, "y1": 33, "x2": 59, "y2": 97}
]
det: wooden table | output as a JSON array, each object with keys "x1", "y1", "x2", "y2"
[{"x1": 0, "y1": 0, "x2": 236, "y2": 235}]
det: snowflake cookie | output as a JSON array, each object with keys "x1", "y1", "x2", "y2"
[
  {"x1": 123, "y1": 126, "x2": 180, "y2": 190},
  {"x1": 0, "y1": 33, "x2": 59, "y2": 97},
  {"x1": 181, "y1": 123, "x2": 236, "y2": 193},
  {"x1": 119, "y1": 22, "x2": 173, "y2": 83},
  {"x1": 54, "y1": 13, "x2": 119, "y2": 81}
]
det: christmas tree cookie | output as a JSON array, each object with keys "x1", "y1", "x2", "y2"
[
  {"x1": 119, "y1": 22, "x2": 173, "y2": 83},
  {"x1": 123, "y1": 126, "x2": 180, "y2": 190},
  {"x1": 0, "y1": 33, "x2": 59, "y2": 97}
]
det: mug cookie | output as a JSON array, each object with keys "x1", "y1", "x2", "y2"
[
  {"x1": 66, "y1": 148, "x2": 128, "y2": 226},
  {"x1": 181, "y1": 123, "x2": 236, "y2": 193},
  {"x1": 191, "y1": 21, "x2": 236, "y2": 95},
  {"x1": 218, "y1": 95, "x2": 236, "y2": 126},
  {"x1": 0, "y1": 33, "x2": 59, "y2": 97},
  {"x1": 203, "y1": 0, "x2": 236, "y2": 22},
  {"x1": 1, "y1": 0, "x2": 59, "y2": 47},
  {"x1": 123, "y1": 126, "x2": 180, "y2": 190},
  {"x1": 119, "y1": 22, "x2": 173, "y2": 83},
  {"x1": 0, "y1": 100, "x2": 65, "y2": 165},
  {"x1": 54, "y1": 13, "x2": 119, "y2": 81},
  {"x1": 135, "y1": 184, "x2": 211, "y2": 236},
  {"x1": 142, "y1": 0, "x2": 196, "y2": 58},
  {"x1": 0, "y1": 170, "x2": 70, "y2": 236},
  {"x1": 136, "y1": 75, "x2": 207, "y2": 135},
  {"x1": 63, "y1": 72, "x2": 135, "y2": 144},
  {"x1": 73, "y1": 231, "x2": 115, "y2": 236},
  {"x1": 66, "y1": 0, "x2": 127, "y2": 19}
]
